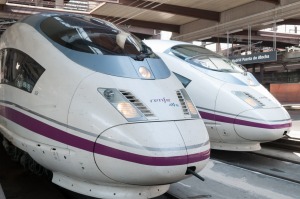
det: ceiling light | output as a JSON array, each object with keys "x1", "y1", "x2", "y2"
[
  {"x1": 197, "y1": 36, "x2": 212, "y2": 41},
  {"x1": 227, "y1": 29, "x2": 243, "y2": 34},
  {"x1": 261, "y1": 19, "x2": 284, "y2": 26}
]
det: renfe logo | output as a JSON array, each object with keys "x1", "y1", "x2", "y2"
[
  {"x1": 150, "y1": 98, "x2": 179, "y2": 107},
  {"x1": 150, "y1": 98, "x2": 170, "y2": 103}
]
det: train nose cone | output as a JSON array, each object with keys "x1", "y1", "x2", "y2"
[
  {"x1": 93, "y1": 120, "x2": 210, "y2": 185},
  {"x1": 234, "y1": 107, "x2": 292, "y2": 141}
]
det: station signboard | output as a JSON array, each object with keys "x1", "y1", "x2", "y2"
[{"x1": 230, "y1": 51, "x2": 277, "y2": 65}]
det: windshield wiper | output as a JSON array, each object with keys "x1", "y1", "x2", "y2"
[
  {"x1": 237, "y1": 64, "x2": 248, "y2": 75},
  {"x1": 129, "y1": 43, "x2": 154, "y2": 61},
  {"x1": 127, "y1": 53, "x2": 151, "y2": 61}
]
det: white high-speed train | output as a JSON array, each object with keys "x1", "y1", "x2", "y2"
[
  {"x1": 0, "y1": 14, "x2": 210, "y2": 198},
  {"x1": 144, "y1": 40, "x2": 292, "y2": 151}
]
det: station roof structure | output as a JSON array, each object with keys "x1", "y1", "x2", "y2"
[{"x1": 0, "y1": 0, "x2": 299, "y2": 48}]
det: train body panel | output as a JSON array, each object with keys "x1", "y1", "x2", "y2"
[
  {"x1": 235, "y1": 108, "x2": 291, "y2": 141},
  {"x1": 144, "y1": 39, "x2": 292, "y2": 151},
  {"x1": 0, "y1": 14, "x2": 210, "y2": 198},
  {"x1": 155, "y1": 52, "x2": 224, "y2": 142},
  {"x1": 0, "y1": 21, "x2": 94, "y2": 127},
  {"x1": 215, "y1": 83, "x2": 290, "y2": 143},
  {"x1": 51, "y1": 172, "x2": 171, "y2": 199},
  {"x1": 95, "y1": 120, "x2": 209, "y2": 185}
]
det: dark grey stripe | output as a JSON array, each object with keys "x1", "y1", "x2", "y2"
[
  {"x1": 204, "y1": 122, "x2": 216, "y2": 125},
  {"x1": 100, "y1": 135, "x2": 209, "y2": 151}
]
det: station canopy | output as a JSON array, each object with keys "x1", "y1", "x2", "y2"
[{"x1": 0, "y1": 0, "x2": 300, "y2": 47}]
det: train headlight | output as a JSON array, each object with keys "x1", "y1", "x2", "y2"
[
  {"x1": 138, "y1": 66, "x2": 152, "y2": 79},
  {"x1": 247, "y1": 78, "x2": 254, "y2": 86},
  {"x1": 186, "y1": 100, "x2": 198, "y2": 115},
  {"x1": 233, "y1": 91, "x2": 264, "y2": 108},
  {"x1": 117, "y1": 102, "x2": 139, "y2": 118},
  {"x1": 178, "y1": 89, "x2": 200, "y2": 118},
  {"x1": 98, "y1": 88, "x2": 146, "y2": 121}
]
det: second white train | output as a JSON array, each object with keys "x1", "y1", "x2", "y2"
[{"x1": 144, "y1": 40, "x2": 292, "y2": 151}]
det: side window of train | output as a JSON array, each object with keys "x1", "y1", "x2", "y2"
[
  {"x1": 1, "y1": 49, "x2": 14, "y2": 84},
  {"x1": 0, "y1": 49, "x2": 45, "y2": 93},
  {"x1": 173, "y1": 72, "x2": 191, "y2": 88},
  {"x1": 0, "y1": 50, "x2": 4, "y2": 81}
]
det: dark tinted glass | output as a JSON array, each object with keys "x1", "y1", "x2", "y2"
[
  {"x1": 40, "y1": 15, "x2": 156, "y2": 58},
  {"x1": 0, "y1": 49, "x2": 45, "y2": 92},
  {"x1": 171, "y1": 44, "x2": 245, "y2": 73},
  {"x1": 171, "y1": 45, "x2": 214, "y2": 60},
  {"x1": 173, "y1": 72, "x2": 191, "y2": 88}
]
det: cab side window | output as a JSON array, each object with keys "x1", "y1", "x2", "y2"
[
  {"x1": 0, "y1": 49, "x2": 45, "y2": 93},
  {"x1": 173, "y1": 72, "x2": 191, "y2": 88}
]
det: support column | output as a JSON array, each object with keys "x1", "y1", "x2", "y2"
[
  {"x1": 260, "y1": 64, "x2": 264, "y2": 84},
  {"x1": 216, "y1": 43, "x2": 221, "y2": 54},
  {"x1": 226, "y1": 31, "x2": 229, "y2": 57},
  {"x1": 55, "y1": 0, "x2": 64, "y2": 9},
  {"x1": 248, "y1": 25, "x2": 251, "y2": 54},
  {"x1": 273, "y1": 22, "x2": 277, "y2": 50},
  {"x1": 252, "y1": 65, "x2": 255, "y2": 74},
  {"x1": 34, "y1": 0, "x2": 43, "y2": 6}
]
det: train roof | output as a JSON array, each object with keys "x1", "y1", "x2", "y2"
[{"x1": 7, "y1": 14, "x2": 171, "y2": 79}]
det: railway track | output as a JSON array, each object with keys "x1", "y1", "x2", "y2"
[
  {"x1": 164, "y1": 145, "x2": 300, "y2": 199},
  {"x1": 211, "y1": 149, "x2": 300, "y2": 185}
]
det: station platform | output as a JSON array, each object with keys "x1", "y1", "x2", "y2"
[
  {"x1": 254, "y1": 146, "x2": 300, "y2": 164},
  {"x1": 168, "y1": 157, "x2": 300, "y2": 199},
  {"x1": 287, "y1": 109, "x2": 300, "y2": 139},
  {"x1": 288, "y1": 130, "x2": 300, "y2": 139}
]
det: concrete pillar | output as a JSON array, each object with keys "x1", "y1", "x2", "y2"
[
  {"x1": 252, "y1": 65, "x2": 255, "y2": 74},
  {"x1": 260, "y1": 64, "x2": 264, "y2": 84},
  {"x1": 216, "y1": 43, "x2": 221, "y2": 54},
  {"x1": 55, "y1": 0, "x2": 64, "y2": 9},
  {"x1": 35, "y1": 0, "x2": 43, "y2": 6}
]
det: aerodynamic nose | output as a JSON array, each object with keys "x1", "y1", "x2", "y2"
[
  {"x1": 234, "y1": 107, "x2": 292, "y2": 141},
  {"x1": 93, "y1": 120, "x2": 210, "y2": 185}
]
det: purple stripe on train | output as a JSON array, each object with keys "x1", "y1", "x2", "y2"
[
  {"x1": 0, "y1": 105, "x2": 210, "y2": 166},
  {"x1": 199, "y1": 111, "x2": 291, "y2": 129},
  {"x1": 94, "y1": 144, "x2": 210, "y2": 166}
]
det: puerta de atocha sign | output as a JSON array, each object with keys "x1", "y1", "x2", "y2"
[{"x1": 230, "y1": 51, "x2": 277, "y2": 65}]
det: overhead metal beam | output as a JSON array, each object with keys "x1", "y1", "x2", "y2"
[
  {"x1": 278, "y1": 18, "x2": 300, "y2": 25},
  {"x1": 93, "y1": 14, "x2": 180, "y2": 33},
  {"x1": 2, "y1": 3, "x2": 180, "y2": 33},
  {"x1": 207, "y1": 34, "x2": 299, "y2": 45},
  {"x1": 206, "y1": 37, "x2": 297, "y2": 49},
  {"x1": 256, "y1": 0, "x2": 280, "y2": 4},
  {"x1": 117, "y1": 0, "x2": 220, "y2": 21},
  {"x1": 174, "y1": 1, "x2": 300, "y2": 42}
]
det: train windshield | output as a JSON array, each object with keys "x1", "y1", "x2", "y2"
[
  {"x1": 170, "y1": 45, "x2": 245, "y2": 73},
  {"x1": 40, "y1": 15, "x2": 156, "y2": 59}
]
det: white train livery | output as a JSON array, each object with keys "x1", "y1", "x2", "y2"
[
  {"x1": 144, "y1": 39, "x2": 291, "y2": 151},
  {"x1": 0, "y1": 14, "x2": 210, "y2": 198}
]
